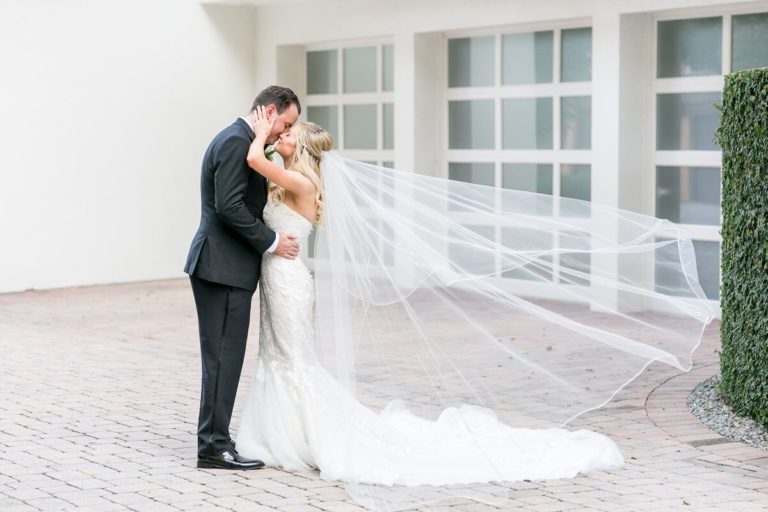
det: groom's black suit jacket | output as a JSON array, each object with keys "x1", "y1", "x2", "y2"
[{"x1": 184, "y1": 118, "x2": 276, "y2": 292}]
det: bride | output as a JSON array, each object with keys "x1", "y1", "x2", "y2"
[{"x1": 236, "y1": 106, "x2": 713, "y2": 506}]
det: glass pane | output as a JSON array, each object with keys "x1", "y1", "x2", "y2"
[
  {"x1": 502, "y1": 31, "x2": 553, "y2": 84},
  {"x1": 306, "y1": 106, "x2": 338, "y2": 143},
  {"x1": 502, "y1": 98, "x2": 553, "y2": 149},
  {"x1": 693, "y1": 240, "x2": 720, "y2": 300},
  {"x1": 344, "y1": 46, "x2": 377, "y2": 93},
  {"x1": 558, "y1": 231, "x2": 591, "y2": 286},
  {"x1": 655, "y1": 239, "x2": 720, "y2": 300},
  {"x1": 382, "y1": 161, "x2": 394, "y2": 168},
  {"x1": 307, "y1": 228, "x2": 317, "y2": 258},
  {"x1": 657, "y1": 17, "x2": 722, "y2": 78},
  {"x1": 448, "y1": 100, "x2": 495, "y2": 149},
  {"x1": 561, "y1": 164, "x2": 591, "y2": 217},
  {"x1": 732, "y1": 13, "x2": 768, "y2": 72},
  {"x1": 656, "y1": 166, "x2": 721, "y2": 225},
  {"x1": 502, "y1": 163, "x2": 553, "y2": 194},
  {"x1": 501, "y1": 227, "x2": 553, "y2": 281},
  {"x1": 448, "y1": 162, "x2": 494, "y2": 212},
  {"x1": 561, "y1": 96, "x2": 591, "y2": 150},
  {"x1": 502, "y1": 164, "x2": 553, "y2": 214},
  {"x1": 448, "y1": 162, "x2": 494, "y2": 186},
  {"x1": 344, "y1": 104, "x2": 377, "y2": 150},
  {"x1": 450, "y1": 225, "x2": 496, "y2": 275},
  {"x1": 383, "y1": 103, "x2": 394, "y2": 150},
  {"x1": 656, "y1": 93, "x2": 720, "y2": 150},
  {"x1": 383, "y1": 44, "x2": 395, "y2": 91},
  {"x1": 306, "y1": 49, "x2": 338, "y2": 95},
  {"x1": 561, "y1": 27, "x2": 592, "y2": 82},
  {"x1": 448, "y1": 36, "x2": 495, "y2": 87}
]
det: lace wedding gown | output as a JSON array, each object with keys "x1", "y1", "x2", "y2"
[{"x1": 236, "y1": 201, "x2": 623, "y2": 486}]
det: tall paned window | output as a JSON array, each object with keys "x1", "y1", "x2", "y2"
[
  {"x1": 653, "y1": 11, "x2": 768, "y2": 301},
  {"x1": 446, "y1": 26, "x2": 592, "y2": 286},
  {"x1": 303, "y1": 42, "x2": 394, "y2": 258},
  {"x1": 305, "y1": 42, "x2": 394, "y2": 167}
]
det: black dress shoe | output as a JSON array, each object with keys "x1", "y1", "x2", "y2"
[{"x1": 197, "y1": 449, "x2": 265, "y2": 470}]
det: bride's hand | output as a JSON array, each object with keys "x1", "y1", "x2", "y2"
[{"x1": 252, "y1": 105, "x2": 275, "y2": 141}]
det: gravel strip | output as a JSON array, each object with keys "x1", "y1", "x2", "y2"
[{"x1": 688, "y1": 375, "x2": 768, "y2": 450}]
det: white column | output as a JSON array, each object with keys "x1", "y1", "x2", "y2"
[
  {"x1": 390, "y1": 32, "x2": 447, "y2": 288},
  {"x1": 412, "y1": 33, "x2": 446, "y2": 178},
  {"x1": 589, "y1": 4, "x2": 623, "y2": 312},
  {"x1": 393, "y1": 32, "x2": 417, "y2": 173},
  {"x1": 618, "y1": 13, "x2": 656, "y2": 312},
  {"x1": 591, "y1": 5, "x2": 657, "y2": 313},
  {"x1": 276, "y1": 45, "x2": 306, "y2": 101}
]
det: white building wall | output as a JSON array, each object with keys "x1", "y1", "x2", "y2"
[
  {"x1": 253, "y1": 0, "x2": 765, "y2": 200},
  {"x1": 254, "y1": 0, "x2": 768, "y2": 312},
  {"x1": 3, "y1": 0, "x2": 767, "y2": 297},
  {"x1": 0, "y1": 0, "x2": 258, "y2": 293}
]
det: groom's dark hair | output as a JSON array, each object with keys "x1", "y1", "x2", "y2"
[{"x1": 252, "y1": 85, "x2": 301, "y2": 115}]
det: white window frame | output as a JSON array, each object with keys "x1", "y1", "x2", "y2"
[
  {"x1": 303, "y1": 38, "x2": 395, "y2": 166},
  {"x1": 650, "y1": 6, "x2": 768, "y2": 306},
  {"x1": 444, "y1": 21, "x2": 595, "y2": 297}
]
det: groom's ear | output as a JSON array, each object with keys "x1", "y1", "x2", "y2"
[{"x1": 265, "y1": 104, "x2": 277, "y2": 117}]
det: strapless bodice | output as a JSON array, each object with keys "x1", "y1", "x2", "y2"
[{"x1": 263, "y1": 201, "x2": 314, "y2": 239}]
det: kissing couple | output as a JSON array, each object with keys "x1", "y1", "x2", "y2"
[{"x1": 183, "y1": 84, "x2": 713, "y2": 503}]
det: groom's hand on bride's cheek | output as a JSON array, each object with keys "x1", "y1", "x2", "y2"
[{"x1": 275, "y1": 233, "x2": 300, "y2": 260}]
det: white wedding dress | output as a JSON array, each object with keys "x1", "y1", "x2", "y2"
[{"x1": 235, "y1": 200, "x2": 623, "y2": 486}]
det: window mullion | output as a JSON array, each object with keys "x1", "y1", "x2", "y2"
[
  {"x1": 553, "y1": 29, "x2": 562, "y2": 85},
  {"x1": 377, "y1": 44, "x2": 383, "y2": 94},
  {"x1": 494, "y1": 27, "x2": 503, "y2": 268},
  {"x1": 553, "y1": 26, "x2": 563, "y2": 218},
  {"x1": 337, "y1": 53, "x2": 345, "y2": 150},
  {"x1": 722, "y1": 14, "x2": 733, "y2": 74},
  {"x1": 377, "y1": 102, "x2": 383, "y2": 152}
]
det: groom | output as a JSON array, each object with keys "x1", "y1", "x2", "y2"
[{"x1": 185, "y1": 85, "x2": 301, "y2": 470}]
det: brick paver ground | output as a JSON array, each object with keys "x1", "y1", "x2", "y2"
[{"x1": 0, "y1": 279, "x2": 766, "y2": 511}]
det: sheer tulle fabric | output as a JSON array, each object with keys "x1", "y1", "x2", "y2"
[
  {"x1": 307, "y1": 153, "x2": 715, "y2": 509},
  {"x1": 239, "y1": 201, "x2": 622, "y2": 512}
]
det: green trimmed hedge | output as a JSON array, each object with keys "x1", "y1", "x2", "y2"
[{"x1": 716, "y1": 67, "x2": 768, "y2": 426}]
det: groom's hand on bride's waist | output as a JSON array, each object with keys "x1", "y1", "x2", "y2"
[{"x1": 274, "y1": 233, "x2": 299, "y2": 259}]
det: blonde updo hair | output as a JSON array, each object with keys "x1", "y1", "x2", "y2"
[{"x1": 269, "y1": 122, "x2": 333, "y2": 224}]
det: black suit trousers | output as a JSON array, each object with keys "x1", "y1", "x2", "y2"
[{"x1": 190, "y1": 275, "x2": 254, "y2": 456}]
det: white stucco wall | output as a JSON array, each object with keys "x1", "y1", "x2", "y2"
[
  {"x1": 2, "y1": 0, "x2": 765, "y2": 295},
  {"x1": 0, "y1": 0, "x2": 258, "y2": 293}
]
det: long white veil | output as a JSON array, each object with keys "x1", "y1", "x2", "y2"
[{"x1": 311, "y1": 151, "x2": 715, "y2": 509}]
